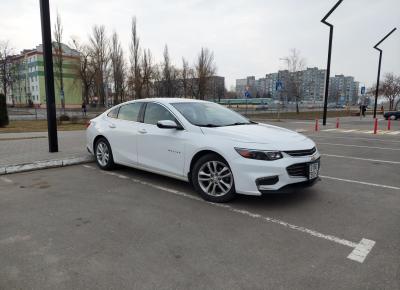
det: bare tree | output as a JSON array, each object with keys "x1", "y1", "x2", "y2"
[
  {"x1": 0, "y1": 41, "x2": 14, "y2": 99},
  {"x1": 142, "y1": 48, "x2": 153, "y2": 98},
  {"x1": 195, "y1": 47, "x2": 216, "y2": 100},
  {"x1": 71, "y1": 38, "x2": 95, "y2": 105},
  {"x1": 129, "y1": 17, "x2": 142, "y2": 99},
  {"x1": 181, "y1": 57, "x2": 190, "y2": 98},
  {"x1": 53, "y1": 13, "x2": 65, "y2": 110},
  {"x1": 89, "y1": 25, "x2": 109, "y2": 106},
  {"x1": 381, "y1": 73, "x2": 400, "y2": 111},
  {"x1": 110, "y1": 32, "x2": 126, "y2": 104},
  {"x1": 162, "y1": 45, "x2": 173, "y2": 98},
  {"x1": 281, "y1": 48, "x2": 306, "y2": 113}
]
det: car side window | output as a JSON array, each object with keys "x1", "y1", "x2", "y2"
[
  {"x1": 107, "y1": 107, "x2": 119, "y2": 118},
  {"x1": 118, "y1": 103, "x2": 142, "y2": 122},
  {"x1": 143, "y1": 103, "x2": 176, "y2": 125}
]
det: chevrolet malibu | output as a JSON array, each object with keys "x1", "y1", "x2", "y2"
[{"x1": 86, "y1": 98, "x2": 320, "y2": 203}]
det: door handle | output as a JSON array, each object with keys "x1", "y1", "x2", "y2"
[
  {"x1": 138, "y1": 128, "x2": 147, "y2": 134},
  {"x1": 108, "y1": 124, "x2": 116, "y2": 129}
]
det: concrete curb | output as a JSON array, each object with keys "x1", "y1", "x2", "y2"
[{"x1": 0, "y1": 155, "x2": 95, "y2": 175}]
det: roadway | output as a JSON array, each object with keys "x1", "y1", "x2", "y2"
[{"x1": 0, "y1": 128, "x2": 399, "y2": 289}]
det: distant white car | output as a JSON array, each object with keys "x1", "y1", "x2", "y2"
[{"x1": 86, "y1": 98, "x2": 320, "y2": 202}]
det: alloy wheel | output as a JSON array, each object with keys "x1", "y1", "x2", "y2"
[
  {"x1": 96, "y1": 141, "x2": 110, "y2": 167},
  {"x1": 198, "y1": 161, "x2": 233, "y2": 197}
]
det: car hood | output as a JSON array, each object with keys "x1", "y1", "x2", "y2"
[{"x1": 201, "y1": 123, "x2": 314, "y2": 150}]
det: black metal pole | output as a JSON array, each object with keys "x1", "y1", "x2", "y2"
[
  {"x1": 321, "y1": 0, "x2": 343, "y2": 126},
  {"x1": 39, "y1": 0, "x2": 58, "y2": 152},
  {"x1": 373, "y1": 51, "x2": 382, "y2": 119},
  {"x1": 322, "y1": 26, "x2": 333, "y2": 126},
  {"x1": 373, "y1": 28, "x2": 396, "y2": 118}
]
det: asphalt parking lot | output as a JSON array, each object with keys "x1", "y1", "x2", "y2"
[{"x1": 1, "y1": 129, "x2": 399, "y2": 289}]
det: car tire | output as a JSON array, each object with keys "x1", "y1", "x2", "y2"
[
  {"x1": 95, "y1": 137, "x2": 115, "y2": 170},
  {"x1": 191, "y1": 153, "x2": 236, "y2": 203}
]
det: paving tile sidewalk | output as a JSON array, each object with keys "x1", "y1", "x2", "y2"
[{"x1": 0, "y1": 130, "x2": 93, "y2": 174}]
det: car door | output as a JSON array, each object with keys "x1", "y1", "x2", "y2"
[
  {"x1": 106, "y1": 102, "x2": 143, "y2": 166},
  {"x1": 137, "y1": 102, "x2": 186, "y2": 178}
]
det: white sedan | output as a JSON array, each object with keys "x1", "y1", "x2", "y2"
[{"x1": 86, "y1": 98, "x2": 320, "y2": 202}]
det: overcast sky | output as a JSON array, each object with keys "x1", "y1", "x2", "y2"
[{"x1": 1, "y1": 0, "x2": 399, "y2": 89}]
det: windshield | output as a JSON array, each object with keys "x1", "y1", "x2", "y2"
[{"x1": 172, "y1": 102, "x2": 251, "y2": 127}]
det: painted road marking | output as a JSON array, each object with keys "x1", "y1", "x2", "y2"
[
  {"x1": 83, "y1": 165, "x2": 96, "y2": 169},
  {"x1": 0, "y1": 177, "x2": 13, "y2": 183},
  {"x1": 387, "y1": 131, "x2": 400, "y2": 135},
  {"x1": 87, "y1": 165, "x2": 376, "y2": 263},
  {"x1": 318, "y1": 142, "x2": 400, "y2": 151},
  {"x1": 103, "y1": 171, "x2": 129, "y2": 179},
  {"x1": 310, "y1": 129, "x2": 400, "y2": 135},
  {"x1": 310, "y1": 135, "x2": 400, "y2": 143},
  {"x1": 320, "y1": 175, "x2": 400, "y2": 190},
  {"x1": 347, "y1": 238, "x2": 376, "y2": 263},
  {"x1": 321, "y1": 154, "x2": 400, "y2": 165}
]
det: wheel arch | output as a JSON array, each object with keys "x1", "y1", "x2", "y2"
[
  {"x1": 93, "y1": 135, "x2": 108, "y2": 153},
  {"x1": 188, "y1": 149, "x2": 230, "y2": 182}
]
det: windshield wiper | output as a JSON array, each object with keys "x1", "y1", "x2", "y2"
[
  {"x1": 196, "y1": 124, "x2": 221, "y2": 128},
  {"x1": 224, "y1": 122, "x2": 252, "y2": 126}
]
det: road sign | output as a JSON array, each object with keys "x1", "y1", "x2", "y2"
[{"x1": 244, "y1": 91, "x2": 251, "y2": 98}]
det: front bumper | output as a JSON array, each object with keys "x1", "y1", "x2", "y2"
[
  {"x1": 259, "y1": 177, "x2": 320, "y2": 194},
  {"x1": 230, "y1": 153, "x2": 320, "y2": 196}
]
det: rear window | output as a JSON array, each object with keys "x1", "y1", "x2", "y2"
[
  {"x1": 107, "y1": 107, "x2": 119, "y2": 118},
  {"x1": 118, "y1": 103, "x2": 142, "y2": 122}
]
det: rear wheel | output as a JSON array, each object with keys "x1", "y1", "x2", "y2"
[
  {"x1": 95, "y1": 138, "x2": 115, "y2": 170},
  {"x1": 192, "y1": 154, "x2": 236, "y2": 203}
]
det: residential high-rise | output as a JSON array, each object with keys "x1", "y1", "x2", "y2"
[{"x1": 236, "y1": 67, "x2": 359, "y2": 104}]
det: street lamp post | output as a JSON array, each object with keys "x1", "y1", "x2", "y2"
[
  {"x1": 321, "y1": 0, "x2": 343, "y2": 126},
  {"x1": 39, "y1": 0, "x2": 58, "y2": 152},
  {"x1": 373, "y1": 28, "x2": 396, "y2": 118}
]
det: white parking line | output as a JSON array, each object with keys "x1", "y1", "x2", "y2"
[
  {"x1": 0, "y1": 177, "x2": 13, "y2": 183},
  {"x1": 85, "y1": 165, "x2": 376, "y2": 263},
  {"x1": 347, "y1": 238, "x2": 376, "y2": 263},
  {"x1": 320, "y1": 175, "x2": 400, "y2": 190},
  {"x1": 321, "y1": 154, "x2": 400, "y2": 165},
  {"x1": 83, "y1": 165, "x2": 96, "y2": 169},
  {"x1": 318, "y1": 142, "x2": 400, "y2": 151},
  {"x1": 310, "y1": 135, "x2": 400, "y2": 143}
]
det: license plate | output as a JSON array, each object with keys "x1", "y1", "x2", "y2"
[{"x1": 309, "y1": 162, "x2": 319, "y2": 179}]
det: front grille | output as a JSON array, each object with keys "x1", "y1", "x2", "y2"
[
  {"x1": 286, "y1": 163, "x2": 308, "y2": 177},
  {"x1": 284, "y1": 147, "x2": 316, "y2": 157}
]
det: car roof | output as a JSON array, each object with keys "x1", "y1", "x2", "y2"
[{"x1": 125, "y1": 98, "x2": 209, "y2": 105}]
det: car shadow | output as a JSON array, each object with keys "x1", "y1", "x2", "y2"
[{"x1": 113, "y1": 165, "x2": 317, "y2": 209}]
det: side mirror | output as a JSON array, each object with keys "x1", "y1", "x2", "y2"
[{"x1": 157, "y1": 120, "x2": 182, "y2": 130}]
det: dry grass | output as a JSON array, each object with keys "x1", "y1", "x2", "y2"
[{"x1": 0, "y1": 120, "x2": 86, "y2": 133}]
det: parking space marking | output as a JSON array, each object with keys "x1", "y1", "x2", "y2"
[
  {"x1": 309, "y1": 135, "x2": 400, "y2": 143},
  {"x1": 103, "y1": 171, "x2": 129, "y2": 179},
  {"x1": 0, "y1": 177, "x2": 13, "y2": 183},
  {"x1": 83, "y1": 165, "x2": 96, "y2": 169},
  {"x1": 386, "y1": 131, "x2": 400, "y2": 135},
  {"x1": 84, "y1": 165, "x2": 376, "y2": 263},
  {"x1": 347, "y1": 238, "x2": 376, "y2": 263},
  {"x1": 318, "y1": 142, "x2": 400, "y2": 151},
  {"x1": 320, "y1": 175, "x2": 400, "y2": 190},
  {"x1": 321, "y1": 154, "x2": 400, "y2": 165}
]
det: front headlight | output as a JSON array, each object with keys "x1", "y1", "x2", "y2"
[{"x1": 235, "y1": 148, "x2": 283, "y2": 161}]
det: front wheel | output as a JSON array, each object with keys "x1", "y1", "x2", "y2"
[{"x1": 192, "y1": 154, "x2": 236, "y2": 203}]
